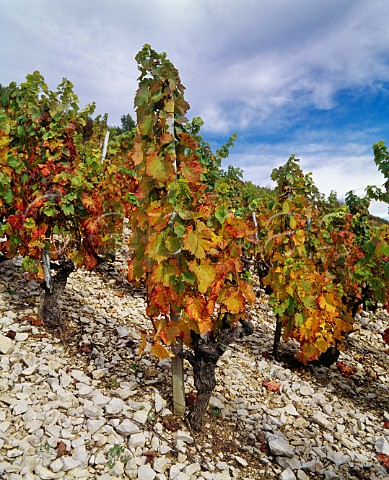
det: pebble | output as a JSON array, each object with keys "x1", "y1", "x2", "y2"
[
  {"x1": 279, "y1": 468, "x2": 296, "y2": 480},
  {"x1": 0, "y1": 334, "x2": 15, "y2": 354},
  {"x1": 268, "y1": 436, "x2": 295, "y2": 458}
]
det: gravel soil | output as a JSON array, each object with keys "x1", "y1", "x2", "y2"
[{"x1": 0, "y1": 253, "x2": 388, "y2": 480}]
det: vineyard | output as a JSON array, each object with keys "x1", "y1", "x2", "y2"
[{"x1": 0, "y1": 45, "x2": 388, "y2": 479}]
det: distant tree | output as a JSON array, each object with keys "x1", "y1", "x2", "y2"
[
  {"x1": 111, "y1": 113, "x2": 136, "y2": 135},
  {"x1": 120, "y1": 113, "x2": 136, "y2": 131}
]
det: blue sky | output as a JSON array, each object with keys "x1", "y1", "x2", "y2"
[{"x1": 1, "y1": 0, "x2": 389, "y2": 218}]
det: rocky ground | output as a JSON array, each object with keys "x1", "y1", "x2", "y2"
[{"x1": 0, "y1": 253, "x2": 388, "y2": 480}]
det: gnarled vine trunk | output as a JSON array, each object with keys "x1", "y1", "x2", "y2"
[
  {"x1": 179, "y1": 318, "x2": 253, "y2": 431},
  {"x1": 40, "y1": 260, "x2": 75, "y2": 330}
]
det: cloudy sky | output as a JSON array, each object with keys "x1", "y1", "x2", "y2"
[{"x1": 1, "y1": 0, "x2": 389, "y2": 218}]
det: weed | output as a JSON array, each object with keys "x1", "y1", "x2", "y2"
[
  {"x1": 211, "y1": 407, "x2": 222, "y2": 416},
  {"x1": 38, "y1": 442, "x2": 51, "y2": 454},
  {"x1": 108, "y1": 443, "x2": 130, "y2": 468}
]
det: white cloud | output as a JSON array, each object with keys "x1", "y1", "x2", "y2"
[{"x1": 1, "y1": 0, "x2": 388, "y2": 219}]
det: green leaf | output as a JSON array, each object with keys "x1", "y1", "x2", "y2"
[
  {"x1": 61, "y1": 203, "x2": 75, "y2": 216},
  {"x1": 295, "y1": 313, "x2": 305, "y2": 326},
  {"x1": 139, "y1": 116, "x2": 153, "y2": 137},
  {"x1": 42, "y1": 206, "x2": 57, "y2": 217},
  {"x1": 3, "y1": 189, "x2": 13, "y2": 204},
  {"x1": 134, "y1": 84, "x2": 150, "y2": 107},
  {"x1": 8, "y1": 156, "x2": 20, "y2": 169},
  {"x1": 302, "y1": 295, "x2": 316, "y2": 310},
  {"x1": 215, "y1": 204, "x2": 229, "y2": 224},
  {"x1": 182, "y1": 271, "x2": 195, "y2": 284},
  {"x1": 174, "y1": 223, "x2": 186, "y2": 238},
  {"x1": 385, "y1": 261, "x2": 389, "y2": 279}
]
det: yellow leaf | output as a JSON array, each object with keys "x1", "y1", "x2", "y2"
[
  {"x1": 317, "y1": 293, "x2": 337, "y2": 313},
  {"x1": 138, "y1": 332, "x2": 147, "y2": 357},
  {"x1": 150, "y1": 261, "x2": 179, "y2": 287},
  {"x1": 222, "y1": 290, "x2": 246, "y2": 314},
  {"x1": 188, "y1": 259, "x2": 216, "y2": 294},
  {"x1": 315, "y1": 336, "x2": 328, "y2": 353},
  {"x1": 150, "y1": 343, "x2": 173, "y2": 359},
  {"x1": 184, "y1": 221, "x2": 220, "y2": 259}
]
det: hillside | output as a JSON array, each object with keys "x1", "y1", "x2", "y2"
[{"x1": 0, "y1": 254, "x2": 388, "y2": 480}]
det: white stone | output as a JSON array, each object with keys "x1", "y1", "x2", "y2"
[
  {"x1": 175, "y1": 473, "x2": 190, "y2": 480},
  {"x1": 105, "y1": 397, "x2": 124, "y2": 415},
  {"x1": 234, "y1": 456, "x2": 248, "y2": 467},
  {"x1": 154, "y1": 392, "x2": 166, "y2": 413},
  {"x1": 311, "y1": 412, "x2": 332, "y2": 430},
  {"x1": 375, "y1": 436, "x2": 389, "y2": 455},
  {"x1": 128, "y1": 432, "x2": 146, "y2": 448},
  {"x1": 70, "y1": 370, "x2": 91, "y2": 385},
  {"x1": 268, "y1": 437, "x2": 295, "y2": 458},
  {"x1": 92, "y1": 368, "x2": 106, "y2": 380},
  {"x1": 169, "y1": 463, "x2": 186, "y2": 479},
  {"x1": 12, "y1": 400, "x2": 29, "y2": 415},
  {"x1": 21, "y1": 352, "x2": 37, "y2": 367},
  {"x1": 62, "y1": 456, "x2": 81, "y2": 471},
  {"x1": 116, "y1": 326, "x2": 129, "y2": 337},
  {"x1": 116, "y1": 419, "x2": 140, "y2": 436},
  {"x1": 283, "y1": 404, "x2": 299, "y2": 416},
  {"x1": 279, "y1": 468, "x2": 296, "y2": 480},
  {"x1": 21, "y1": 365, "x2": 38, "y2": 375},
  {"x1": 133, "y1": 408, "x2": 149, "y2": 424},
  {"x1": 15, "y1": 332, "x2": 29, "y2": 341},
  {"x1": 296, "y1": 471, "x2": 310, "y2": 480},
  {"x1": 91, "y1": 391, "x2": 111, "y2": 407},
  {"x1": 209, "y1": 396, "x2": 225, "y2": 409},
  {"x1": 176, "y1": 430, "x2": 194, "y2": 444},
  {"x1": 184, "y1": 463, "x2": 201, "y2": 476},
  {"x1": 327, "y1": 450, "x2": 350, "y2": 466},
  {"x1": 83, "y1": 401, "x2": 104, "y2": 418},
  {"x1": 34, "y1": 464, "x2": 58, "y2": 479},
  {"x1": 49, "y1": 458, "x2": 63, "y2": 473},
  {"x1": 76, "y1": 384, "x2": 93, "y2": 397},
  {"x1": 0, "y1": 334, "x2": 15, "y2": 354},
  {"x1": 277, "y1": 456, "x2": 302, "y2": 470},
  {"x1": 154, "y1": 457, "x2": 171, "y2": 473},
  {"x1": 137, "y1": 463, "x2": 156, "y2": 480}
]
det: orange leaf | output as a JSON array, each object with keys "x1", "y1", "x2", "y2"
[
  {"x1": 262, "y1": 379, "x2": 281, "y2": 392},
  {"x1": 150, "y1": 342, "x2": 172, "y2": 359},
  {"x1": 188, "y1": 259, "x2": 216, "y2": 294},
  {"x1": 377, "y1": 454, "x2": 389, "y2": 471},
  {"x1": 222, "y1": 290, "x2": 246, "y2": 314},
  {"x1": 317, "y1": 293, "x2": 337, "y2": 313},
  {"x1": 138, "y1": 331, "x2": 147, "y2": 357},
  {"x1": 184, "y1": 295, "x2": 214, "y2": 334},
  {"x1": 184, "y1": 221, "x2": 220, "y2": 259},
  {"x1": 336, "y1": 362, "x2": 355, "y2": 378}
]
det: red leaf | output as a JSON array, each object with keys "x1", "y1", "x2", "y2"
[
  {"x1": 383, "y1": 422, "x2": 389, "y2": 429},
  {"x1": 336, "y1": 362, "x2": 355, "y2": 378},
  {"x1": 185, "y1": 391, "x2": 197, "y2": 406},
  {"x1": 144, "y1": 450, "x2": 156, "y2": 465},
  {"x1": 377, "y1": 454, "x2": 389, "y2": 471},
  {"x1": 162, "y1": 415, "x2": 180, "y2": 432},
  {"x1": 22, "y1": 314, "x2": 43, "y2": 326},
  {"x1": 262, "y1": 379, "x2": 281, "y2": 392},
  {"x1": 5, "y1": 330, "x2": 16, "y2": 339},
  {"x1": 56, "y1": 441, "x2": 70, "y2": 458},
  {"x1": 383, "y1": 328, "x2": 389, "y2": 345},
  {"x1": 80, "y1": 343, "x2": 92, "y2": 354}
]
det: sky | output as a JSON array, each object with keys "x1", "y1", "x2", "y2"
[{"x1": 1, "y1": 0, "x2": 389, "y2": 219}]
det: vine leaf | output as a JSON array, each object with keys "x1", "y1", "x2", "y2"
[
  {"x1": 188, "y1": 259, "x2": 216, "y2": 293},
  {"x1": 184, "y1": 221, "x2": 219, "y2": 259},
  {"x1": 184, "y1": 295, "x2": 214, "y2": 334}
]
